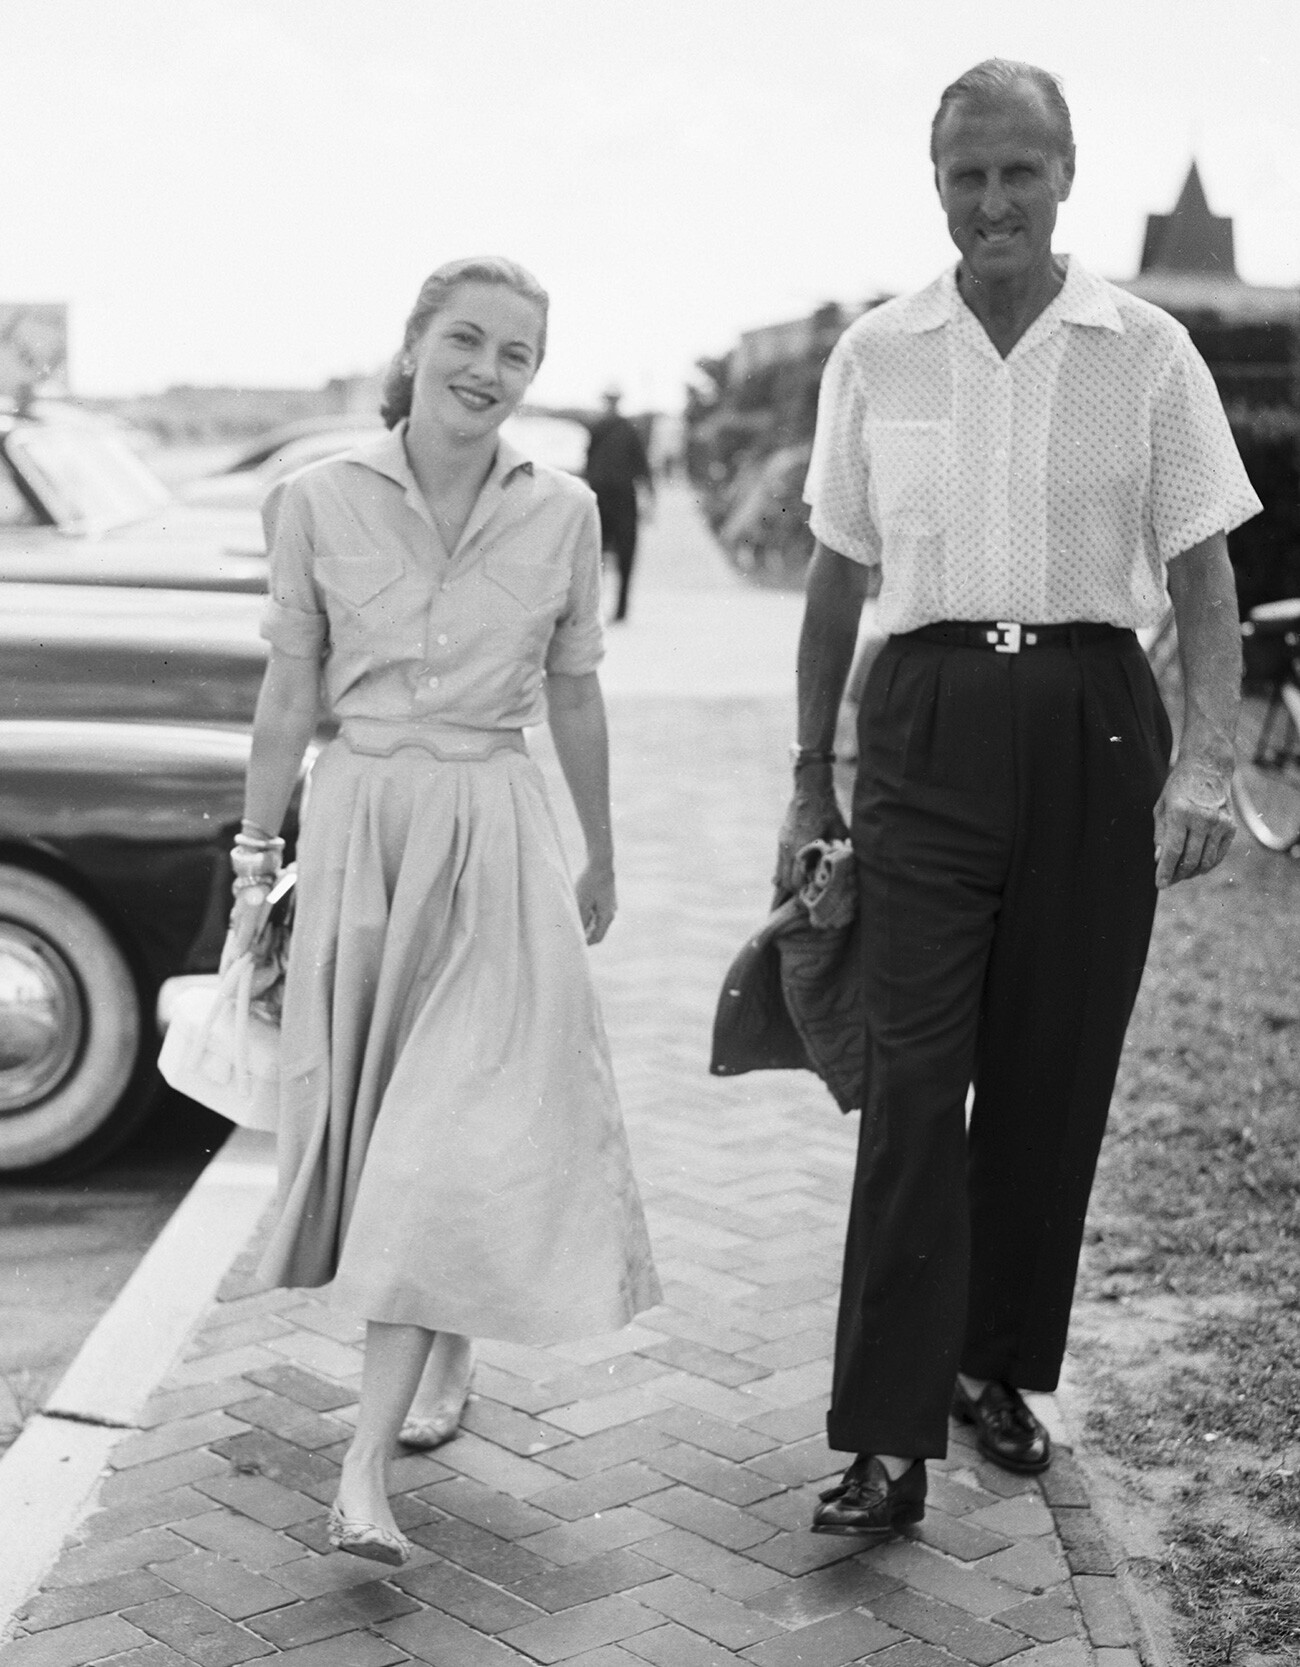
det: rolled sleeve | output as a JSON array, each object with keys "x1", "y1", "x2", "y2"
[
  {"x1": 545, "y1": 497, "x2": 605, "y2": 676},
  {"x1": 804, "y1": 336, "x2": 881, "y2": 565},
  {"x1": 1150, "y1": 334, "x2": 1263, "y2": 563},
  {"x1": 259, "y1": 479, "x2": 328, "y2": 659}
]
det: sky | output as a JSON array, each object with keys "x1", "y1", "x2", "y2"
[{"x1": 2, "y1": 0, "x2": 1296, "y2": 411}]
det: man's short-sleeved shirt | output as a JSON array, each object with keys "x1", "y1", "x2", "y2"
[
  {"x1": 804, "y1": 256, "x2": 1262, "y2": 634},
  {"x1": 259, "y1": 422, "x2": 604, "y2": 731}
]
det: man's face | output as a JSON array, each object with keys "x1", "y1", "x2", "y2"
[{"x1": 934, "y1": 89, "x2": 1073, "y2": 287}]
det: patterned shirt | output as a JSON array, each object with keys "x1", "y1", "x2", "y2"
[
  {"x1": 805, "y1": 256, "x2": 1262, "y2": 634},
  {"x1": 259, "y1": 423, "x2": 604, "y2": 735}
]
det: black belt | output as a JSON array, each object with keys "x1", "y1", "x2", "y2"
[{"x1": 899, "y1": 621, "x2": 1132, "y2": 654}]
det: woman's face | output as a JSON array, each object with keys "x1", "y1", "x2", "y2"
[{"x1": 407, "y1": 282, "x2": 543, "y2": 440}]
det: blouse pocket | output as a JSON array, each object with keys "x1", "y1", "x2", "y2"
[
  {"x1": 483, "y1": 550, "x2": 569, "y2": 615},
  {"x1": 865, "y1": 419, "x2": 949, "y2": 536},
  {"x1": 315, "y1": 548, "x2": 405, "y2": 610}
]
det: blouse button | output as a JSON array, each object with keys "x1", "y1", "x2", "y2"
[
  {"x1": 427, "y1": 675, "x2": 440, "y2": 688},
  {"x1": 437, "y1": 634, "x2": 449, "y2": 646}
]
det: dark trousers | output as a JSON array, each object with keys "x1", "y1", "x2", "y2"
[
  {"x1": 827, "y1": 629, "x2": 1172, "y2": 1458},
  {"x1": 594, "y1": 484, "x2": 639, "y2": 620}
]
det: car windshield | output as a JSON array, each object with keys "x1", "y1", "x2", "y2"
[{"x1": 6, "y1": 425, "x2": 174, "y2": 531}]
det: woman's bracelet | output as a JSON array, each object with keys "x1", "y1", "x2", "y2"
[
  {"x1": 231, "y1": 845, "x2": 284, "y2": 880},
  {"x1": 231, "y1": 875, "x2": 273, "y2": 897}
]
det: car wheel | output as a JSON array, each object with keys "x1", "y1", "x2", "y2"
[{"x1": 0, "y1": 864, "x2": 153, "y2": 1180}]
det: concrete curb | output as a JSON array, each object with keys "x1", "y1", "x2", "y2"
[{"x1": 0, "y1": 1125, "x2": 277, "y2": 1641}]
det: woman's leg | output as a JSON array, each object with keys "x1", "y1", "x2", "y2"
[
  {"x1": 336, "y1": 1321, "x2": 434, "y2": 1530},
  {"x1": 406, "y1": 1331, "x2": 474, "y2": 1424}
]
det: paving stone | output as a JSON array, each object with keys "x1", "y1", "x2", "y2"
[
  {"x1": 120, "y1": 1592, "x2": 275, "y2": 1664},
  {"x1": 412, "y1": 1514, "x2": 551, "y2": 1584},
  {"x1": 16, "y1": 1571, "x2": 173, "y2": 1634},
  {"x1": 557, "y1": 1649, "x2": 645, "y2": 1666},
  {"x1": 635, "y1": 1531, "x2": 786, "y2": 1599},
  {"x1": 44, "y1": 1528, "x2": 196, "y2": 1590},
  {"x1": 734, "y1": 1331, "x2": 830, "y2": 1373},
  {"x1": 1053, "y1": 1509, "x2": 1117, "y2": 1576},
  {"x1": 911, "y1": 1507, "x2": 1012, "y2": 1563},
  {"x1": 224, "y1": 1394, "x2": 352, "y2": 1451},
  {"x1": 860, "y1": 1540, "x2": 1023, "y2": 1617},
  {"x1": 530, "y1": 1461, "x2": 675, "y2": 1520},
  {"x1": 967, "y1": 1493, "x2": 1056, "y2": 1539},
  {"x1": 644, "y1": 1444, "x2": 782, "y2": 1509},
  {"x1": 743, "y1": 1558, "x2": 901, "y2": 1627},
  {"x1": 869, "y1": 1586, "x2": 1028, "y2": 1664},
  {"x1": 78, "y1": 1487, "x2": 217, "y2": 1547},
  {"x1": 992, "y1": 1592, "x2": 1082, "y2": 1643},
  {"x1": 187, "y1": 1312, "x2": 295, "y2": 1356},
  {"x1": 534, "y1": 1420, "x2": 674, "y2": 1481},
  {"x1": 971, "y1": 1461, "x2": 1041, "y2": 1499},
  {"x1": 173, "y1": 1509, "x2": 315, "y2": 1571},
  {"x1": 642, "y1": 1337, "x2": 772, "y2": 1389},
  {"x1": 378, "y1": 1606, "x2": 531, "y2": 1663},
  {"x1": 739, "y1": 1401, "x2": 827, "y2": 1446},
  {"x1": 1073, "y1": 1574, "x2": 1137, "y2": 1648},
  {"x1": 278, "y1": 1302, "x2": 364, "y2": 1345},
  {"x1": 271, "y1": 1635, "x2": 410, "y2": 1667},
  {"x1": 148, "y1": 1551, "x2": 297, "y2": 1621},
  {"x1": 138, "y1": 1379, "x2": 270, "y2": 1432},
  {"x1": 649, "y1": 1374, "x2": 771, "y2": 1426},
  {"x1": 265, "y1": 1329, "x2": 365, "y2": 1381},
  {"x1": 1006, "y1": 1642, "x2": 1092, "y2": 1667},
  {"x1": 636, "y1": 1307, "x2": 763, "y2": 1357},
  {"x1": 418, "y1": 1474, "x2": 560, "y2": 1539},
  {"x1": 621, "y1": 1622, "x2": 746, "y2": 1664},
  {"x1": 739, "y1": 1608, "x2": 900, "y2": 1665},
  {"x1": 744, "y1": 1438, "x2": 841, "y2": 1490},
  {"x1": 269, "y1": 1548, "x2": 433, "y2": 1599},
  {"x1": 243, "y1": 1363, "x2": 356, "y2": 1413},
  {"x1": 626, "y1": 1573, "x2": 783, "y2": 1648},
  {"x1": 390, "y1": 1558, "x2": 542, "y2": 1633},
  {"x1": 508, "y1": 1548, "x2": 667, "y2": 1613},
  {"x1": 430, "y1": 1430, "x2": 560, "y2": 1498},
  {"x1": 926, "y1": 1472, "x2": 999, "y2": 1520},
  {"x1": 1092, "y1": 1651, "x2": 1143, "y2": 1667},
  {"x1": 245, "y1": 1580, "x2": 420, "y2": 1648},
  {"x1": 98, "y1": 1448, "x2": 232, "y2": 1509},
  {"x1": 0, "y1": 1615, "x2": 154, "y2": 1667},
  {"x1": 977, "y1": 1536, "x2": 1069, "y2": 1592},
  {"x1": 744, "y1": 1488, "x2": 821, "y2": 1534},
  {"x1": 648, "y1": 1409, "x2": 776, "y2": 1464},
  {"x1": 547, "y1": 1385, "x2": 678, "y2": 1437},
  {"x1": 742, "y1": 1529, "x2": 864, "y2": 1578},
  {"x1": 196, "y1": 1472, "x2": 324, "y2": 1529},
  {"x1": 109, "y1": 1413, "x2": 248, "y2": 1474},
  {"x1": 520, "y1": 1506, "x2": 668, "y2": 1565},
  {"x1": 91, "y1": 1646, "x2": 193, "y2": 1667},
  {"x1": 1038, "y1": 1454, "x2": 1092, "y2": 1509},
  {"x1": 500, "y1": 1594, "x2": 660, "y2": 1662},
  {"x1": 866, "y1": 1645, "x2": 966, "y2": 1667},
  {"x1": 461, "y1": 1396, "x2": 574, "y2": 1456},
  {"x1": 636, "y1": 1485, "x2": 776, "y2": 1551},
  {"x1": 166, "y1": 1344, "x2": 284, "y2": 1388},
  {"x1": 209, "y1": 1429, "x2": 340, "y2": 1504}
]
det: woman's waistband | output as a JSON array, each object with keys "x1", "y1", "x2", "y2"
[
  {"x1": 337, "y1": 718, "x2": 527, "y2": 761},
  {"x1": 894, "y1": 621, "x2": 1133, "y2": 654}
]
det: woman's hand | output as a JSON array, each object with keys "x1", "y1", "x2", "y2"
[
  {"x1": 223, "y1": 885, "x2": 272, "y2": 970},
  {"x1": 576, "y1": 863, "x2": 617, "y2": 945}
]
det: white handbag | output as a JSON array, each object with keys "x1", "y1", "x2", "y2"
[{"x1": 158, "y1": 951, "x2": 280, "y2": 1130}]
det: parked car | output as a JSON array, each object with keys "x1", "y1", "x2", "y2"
[
  {"x1": 0, "y1": 408, "x2": 267, "y2": 591},
  {"x1": 0, "y1": 579, "x2": 310, "y2": 1180}
]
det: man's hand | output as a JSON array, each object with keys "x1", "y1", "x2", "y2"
[
  {"x1": 1154, "y1": 756, "x2": 1235, "y2": 888},
  {"x1": 775, "y1": 773, "x2": 849, "y2": 894}
]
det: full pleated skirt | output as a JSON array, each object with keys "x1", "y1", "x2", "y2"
[{"x1": 257, "y1": 737, "x2": 661, "y2": 1344}]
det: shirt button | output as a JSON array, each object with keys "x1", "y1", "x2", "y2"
[
  {"x1": 437, "y1": 634, "x2": 448, "y2": 646},
  {"x1": 427, "y1": 675, "x2": 440, "y2": 688}
]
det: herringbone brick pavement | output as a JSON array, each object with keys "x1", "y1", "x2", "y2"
[{"x1": 5, "y1": 493, "x2": 1138, "y2": 1664}]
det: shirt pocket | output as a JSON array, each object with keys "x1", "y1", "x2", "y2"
[
  {"x1": 314, "y1": 548, "x2": 405, "y2": 610},
  {"x1": 482, "y1": 550, "x2": 569, "y2": 616},
  {"x1": 866, "y1": 419, "x2": 949, "y2": 536}
]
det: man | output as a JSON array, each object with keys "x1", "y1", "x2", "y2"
[
  {"x1": 584, "y1": 387, "x2": 653, "y2": 622},
  {"x1": 778, "y1": 59, "x2": 1260, "y2": 1538}
]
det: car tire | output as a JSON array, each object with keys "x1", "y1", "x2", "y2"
[{"x1": 0, "y1": 863, "x2": 154, "y2": 1180}]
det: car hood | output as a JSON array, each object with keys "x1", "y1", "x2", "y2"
[{"x1": 0, "y1": 507, "x2": 267, "y2": 592}]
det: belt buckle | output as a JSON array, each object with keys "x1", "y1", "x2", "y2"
[{"x1": 989, "y1": 621, "x2": 1022, "y2": 654}]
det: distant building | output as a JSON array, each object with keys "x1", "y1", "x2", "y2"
[
  {"x1": 1117, "y1": 162, "x2": 1299, "y2": 408},
  {"x1": 729, "y1": 301, "x2": 872, "y2": 382}
]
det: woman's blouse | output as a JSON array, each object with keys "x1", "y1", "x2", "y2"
[
  {"x1": 805, "y1": 256, "x2": 1261, "y2": 635},
  {"x1": 259, "y1": 424, "x2": 604, "y2": 732}
]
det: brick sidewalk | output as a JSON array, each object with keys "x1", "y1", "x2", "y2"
[{"x1": 6, "y1": 686, "x2": 1140, "y2": 1667}]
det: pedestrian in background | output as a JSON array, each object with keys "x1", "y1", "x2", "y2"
[
  {"x1": 228, "y1": 257, "x2": 660, "y2": 1566},
  {"x1": 779, "y1": 59, "x2": 1259, "y2": 1538},
  {"x1": 584, "y1": 386, "x2": 654, "y2": 622}
]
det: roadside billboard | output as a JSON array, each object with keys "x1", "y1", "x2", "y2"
[{"x1": 0, "y1": 303, "x2": 69, "y2": 399}]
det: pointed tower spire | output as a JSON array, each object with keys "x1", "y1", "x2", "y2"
[{"x1": 1140, "y1": 161, "x2": 1237, "y2": 276}]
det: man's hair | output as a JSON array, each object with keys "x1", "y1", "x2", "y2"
[{"x1": 930, "y1": 58, "x2": 1075, "y2": 169}]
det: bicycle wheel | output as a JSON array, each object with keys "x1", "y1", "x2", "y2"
[{"x1": 1232, "y1": 682, "x2": 1300, "y2": 852}]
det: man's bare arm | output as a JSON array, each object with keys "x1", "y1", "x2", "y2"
[{"x1": 1154, "y1": 530, "x2": 1241, "y2": 887}]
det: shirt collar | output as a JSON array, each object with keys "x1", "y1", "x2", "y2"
[
  {"x1": 344, "y1": 421, "x2": 536, "y2": 491},
  {"x1": 897, "y1": 254, "x2": 1124, "y2": 337}
]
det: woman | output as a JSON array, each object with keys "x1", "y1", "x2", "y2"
[{"x1": 228, "y1": 257, "x2": 660, "y2": 1564}]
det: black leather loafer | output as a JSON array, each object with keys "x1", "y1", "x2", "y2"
[
  {"x1": 811, "y1": 1454, "x2": 927, "y2": 1537},
  {"x1": 951, "y1": 1379, "x2": 1051, "y2": 1474}
]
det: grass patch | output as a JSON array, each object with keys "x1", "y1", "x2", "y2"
[{"x1": 1080, "y1": 835, "x2": 1300, "y2": 1663}]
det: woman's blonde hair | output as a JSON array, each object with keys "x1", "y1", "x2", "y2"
[{"x1": 380, "y1": 257, "x2": 549, "y2": 429}]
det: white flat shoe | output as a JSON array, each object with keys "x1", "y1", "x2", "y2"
[
  {"x1": 327, "y1": 1503, "x2": 412, "y2": 1566},
  {"x1": 400, "y1": 1375, "x2": 472, "y2": 1450}
]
